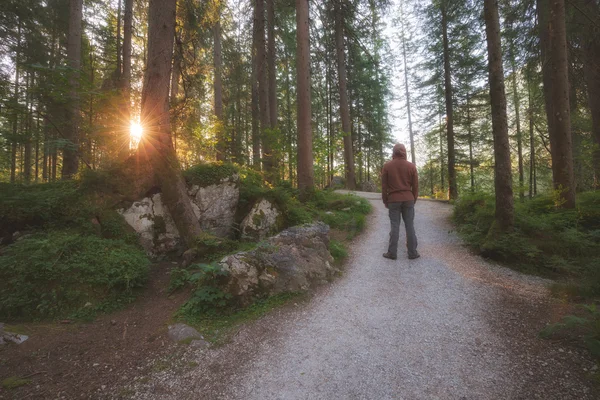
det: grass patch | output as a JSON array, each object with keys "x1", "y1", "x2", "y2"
[
  {"x1": 183, "y1": 162, "x2": 239, "y2": 187},
  {"x1": 2, "y1": 376, "x2": 31, "y2": 390},
  {"x1": 453, "y1": 191, "x2": 600, "y2": 297},
  {"x1": 540, "y1": 303, "x2": 600, "y2": 359},
  {"x1": 193, "y1": 233, "x2": 257, "y2": 262},
  {"x1": 329, "y1": 239, "x2": 348, "y2": 261},
  {"x1": 0, "y1": 231, "x2": 149, "y2": 320},
  {"x1": 236, "y1": 171, "x2": 372, "y2": 237},
  {"x1": 182, "y1": 292, "x2": 305, "y2": 345}
]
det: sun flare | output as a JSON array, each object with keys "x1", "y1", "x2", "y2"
[{"x1": 130, "y1": 121, "x2": 143, "y2": 147}]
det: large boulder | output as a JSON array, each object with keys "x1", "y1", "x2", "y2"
[
  {"x1": 188, "y1": 174, "x2": 239, "y2": 238},
  {"x1": 118, "y1": 194, "x2": 180, "y2": 255},
  {"x1": 218, "y1": 222, "x2": 337, "y2": 305},
  {"x1": 119, "y1": 174, "x2": 239, "y2": 256},
  {"x1": 240, "y1": 199, "x2": 281, "y2": 240}
]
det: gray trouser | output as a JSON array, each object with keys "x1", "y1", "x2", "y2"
[{"x1": 387, "y1": 201, "x2": 418, "y2": 258}]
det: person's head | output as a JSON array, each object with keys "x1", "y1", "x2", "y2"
[{"x1": 392, "y1": 143, "x2": 407, "y2": 159}]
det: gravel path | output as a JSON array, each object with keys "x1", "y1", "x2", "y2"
[{"x1": 126, "y1": 193, "x2": 598, "y2": 400}]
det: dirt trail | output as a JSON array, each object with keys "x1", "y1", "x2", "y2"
[
  {"x1": 2, "y1": 194, "x2": 598, "y2": 399},
  {"x1": 120, "y1": 193, "x2": 599, "y2": 399}
]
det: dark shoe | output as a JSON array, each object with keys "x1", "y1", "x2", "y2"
[
  {"x1": 408, "y1": 253, "x2": 420, "y2": 260},
  {"x1": 383, "y1": 252, "x2": 397, "y2": 260}
]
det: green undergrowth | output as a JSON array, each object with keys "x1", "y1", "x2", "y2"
[
  {"x1": 329, "y1": 239, "x2": 348, "y2": 262},
  {"x1": 540, "y1": 303, "x2": 600, "y2": 360},
  {"x1": 0, "y1": 231, "x2": 149, "y2": 320},
  {"x1": 0, "y1": 167, "x2": 152, "y2": 321},
  {"x1": 453, "y1": 191, "x2": 600, "y2": 297},
  {"x1": 168, "y1": 261, "x2": 306, "y2": 344},
  {"x1": 183, "y1": 162, "x2": 239, "y2": 187}
]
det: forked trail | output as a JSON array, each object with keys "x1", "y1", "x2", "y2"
[{"x1": 127, "y1": 192, "x2": 598, "y2": 400}]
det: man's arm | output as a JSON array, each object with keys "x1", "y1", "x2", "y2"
[
  {"x1": 412, "y1": 166, "x2": 419, "y2": 203},
  {"x1": 381, "y1": 166, "x2": 388, "y2": 207}
]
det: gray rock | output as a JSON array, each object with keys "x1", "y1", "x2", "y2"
[
  {"x1": 219, "y1": 222, "x2": 336, "y2": 305},
  {"x1": 189, "y1": 174, "x2": 239, "y2": 238},
  {"x1": 240, "y1": 199, "x2": 281, "y2": 240},
  {"x1": 360, "y1": 180, "x2": 378, "y2": 193},
  {"x1": 168, "y1": 323, "x2": 204, "y2": 343},
  {"x1": 118, "y1": 173, "x2": 239, "y2": 256},
  {"x1": 118, "y1": 195, "x2": 180, "y2": 256}
]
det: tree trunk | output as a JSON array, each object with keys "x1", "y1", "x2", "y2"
[
  {"x1": 510, "y1": 54, "x2": 524, "y2": 201},
  {"x1": 116, "y1": 0, "x2": 122, "y2": 77},
  {"x1": 527, "y1": 72, "x2": 536, "y2": 197},
  {"x1": 10, "y1": 21, "x2": 21, "y2": 183},
  {"x1": 467, "y1": 92, "x2": 474, "y2": 191},
  {"x1": 24, "y1": 73, "x2": 32, "y2": 184},
  {"x1": 256, "y1": 0, "x2": 274, "y2": 178},
  {"x1": 140, "y1": 0, "x2": 203, "y2": 247},
  {"x1": 170, "y1": 33, "x2": 181, "y2": 153},
  {"x1": 123, "y1": 0, "x2": 133, "y2": 92},
  {"x1": 400, "y1": 1, "x2": 415, "y2": 165},
  {"x1": 441, "y1": 2, "x2": 457, "y2": 200},
  {"x1": 580, "y1": 0, "x2": 600, "y2": 189},
  {"x1": 335, "y1": 0, "x2": 356, "y2": 190},
  {"x1": 484, "y1": 0, "x2": 514, "y2": 231},
  {"x1": 537, "y1": 0, "x2": 576, "y2": 207},
  {"x1": 251, "y1": 2, "x2": 261, "y2": 169},
  {"x1": 62, "y1": 0, "x2": 82, "y2": 179},
  {"x1": 267, "y1": 0, "x2": 277, "y2": 129},
  {"x1": 296, "y1": 0, "x2": 314, "y2": 196},
  {"x1": 121, "y1": 0, "x2": 133, "y2": 157},
  {"x1": 214, "y1": 15, "x2": 225, "y2": 162}
]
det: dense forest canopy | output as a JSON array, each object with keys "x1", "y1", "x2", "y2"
[{"x1": 0, "y1": 0, "x2": 598, "y2": 206}]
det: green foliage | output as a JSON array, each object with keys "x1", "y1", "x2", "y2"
[
  {"x1": 0, "y1": 180, "x2": 80, "y2": 233},
  {"x1": 0, "y1": 231, "x2": 149, "y2": 319},
  {"x1": 172, "y1": 263, "x2": 233, "y2": 316},
  {"x1": 309, "y1": 191, "x2": 372, "y2": 238},
  {"x1": 453, "y1": 191, "x2": 600, "y2": 296},
  {"x1": 183, "y1": 162, "x2": 239, "y2": 187},
  {"x1": 329, "y1": 239, "x2": 348, "y2": 261},
  {"x1": 540, "y1": 304, "x2": 600, "y2": 359},
  {"x1": 182, "y1": 292, "x2": 303, "y2": 344},
  {"x1": 2, "y1": 376, "x2": 31, "y2": 390},
  {"x1": 194, "y1": 233, "x2": 257, "y2": 262}
]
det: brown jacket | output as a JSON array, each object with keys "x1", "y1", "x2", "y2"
[{"x1": 381, "y1": 144, "x2": 419, "y2": 205}]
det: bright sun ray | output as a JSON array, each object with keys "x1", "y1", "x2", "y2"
[{"x1": 130, "y1": 121, "x2": 143, "y2": 149}]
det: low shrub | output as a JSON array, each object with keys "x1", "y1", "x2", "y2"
[
  {"x1": 171, "y1": 263, "x2": 233, "y2": 316},
  {"x1": 540, "y1": 303, "x2": 600, "y2": 359},
  {"x1": 329, "y1": 239, "x2": 348, "y2": 261},
  {"x1": 453, "y1": 191, "x2": 600, "y2": 297},
  {"x1": 183, "y1": 162, "x2": 239, "y2": 187},
  {"x1": 0, "y1": 231, "x2": 149, "y2": 319}
]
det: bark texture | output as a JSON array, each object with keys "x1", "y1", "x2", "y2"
[
  {"x1": 484, "y1": 0, "x2": 514, "y2": 230},
  {"x1": 255, "y1": 0, "x2": 274, "y2": 179},
  {"x1": 214, "y1": 16, "x2": 225, "y2": 161},
  {"x1": 296, "y1": 0, "x2": 314, "y2": 195},
  {"x1": 441, "y1": 2, "x2": 456, "y2": 200},
  {"x1": 140, "y1": 0, "x2": 203, "y2": 247},
  {"x1": 335, "y1": 0, "x2": 356, "y2": 190},
  {"x1": 579, "y1": 0, "x2": 600, "y2": 188},
  {"x1": 62, "y1": 0, "x2": 82, "y2": 179},
  {"x1": 537, "y1": 0, "x2": 576, "y2": 207}
]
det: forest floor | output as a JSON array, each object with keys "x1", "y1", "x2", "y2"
[
  {"x1": 1, "y1": 193, "x2": 599, "y2": 399},
  {"x1": 0, "y1": 261, "x2": 190, "y2": 399}
]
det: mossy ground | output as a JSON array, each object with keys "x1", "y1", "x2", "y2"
[{"x1": 454, "y1": 191, "x2": 600, "y2": 294}]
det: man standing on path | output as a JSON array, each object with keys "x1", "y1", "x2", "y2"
[{"x1": 381, "y1": 143, "x2": 420, "y2": 260}]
